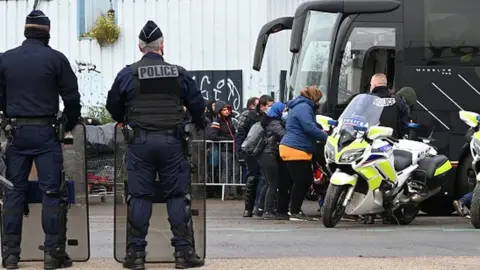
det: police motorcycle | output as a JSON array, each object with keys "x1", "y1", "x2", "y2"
[
  {"x1": 458, "y1": 110, "x2": 480, "y2": 228},
  {"x1": 316, "y1": 94, "x2": 452, "y2": 228}
]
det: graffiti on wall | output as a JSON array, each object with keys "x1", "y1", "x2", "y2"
[
  {"x1": 72, "y1": 60, "x2": 104, "y2": 110},
  {"x1": 75, "y1": 61, "x2": 101, "y2": 74},
  {"x1": 191, "y1": 70, "x2": 243, "y2": 117}
]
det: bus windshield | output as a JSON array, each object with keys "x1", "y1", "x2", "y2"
[{"x1": 287, "y1": 11, "x2": 338, "y2": 102}]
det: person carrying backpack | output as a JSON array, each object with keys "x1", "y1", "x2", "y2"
[
  {"x1": 238, "y1": 95, "x2": 273, "y2": 217},
  {"x1": 256, "y1": 102, "x2": 290, "y2": 220}
]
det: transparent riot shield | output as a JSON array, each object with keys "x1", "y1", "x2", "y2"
[
  {"x1": 114, "y1": 123, "x2": 206, "y2": 263},
  {"x1": 0, "y1": 124, "x2": 90, "y2": 261}
]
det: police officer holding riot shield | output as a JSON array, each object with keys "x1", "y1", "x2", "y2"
[
  {"x1": 0, "y1": 10, "x2": 81, "y2": 269},
  {"x1": 106, "y1": 20, "x2": 206, "y2": 269}
]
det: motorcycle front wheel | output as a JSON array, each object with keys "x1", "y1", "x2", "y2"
[
  {"x1": 470, "y1": 184, "x2": 480, "y2": 228},
  {"x1": 322, "y1": 184, "x2": 348, "y2": 228}
]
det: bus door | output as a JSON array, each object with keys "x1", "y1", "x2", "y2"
[{"x1": 330, "y1": 22, "x2": 402, "y2": 118}]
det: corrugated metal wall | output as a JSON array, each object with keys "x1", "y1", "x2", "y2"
[{"x1": 0, "y1": 0, "x2": 302, "y2": 107}]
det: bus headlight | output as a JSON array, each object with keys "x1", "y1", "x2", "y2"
[{"x1": 339, "y1": 149, "x2": 365, "y2": 163}]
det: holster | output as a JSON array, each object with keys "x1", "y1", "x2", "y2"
[
  {"x1": 55, "y1": 111, "x2": 67, "y2": 142},
  {"x1": 122, "y1": 125, "x2": 135, "y2": 144},
  {"x1": 0, "y1": 111, "x2": 12, "y2": 141},
  {"x1": 179, "y1": 125, "x2": 191, "y2": 158}
]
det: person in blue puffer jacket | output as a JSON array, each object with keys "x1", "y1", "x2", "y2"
[{"x1": 280, "y1": 86, "x2": 327, "y2": 221}]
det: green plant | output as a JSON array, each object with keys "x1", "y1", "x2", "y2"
[
  {"x1": 84, "y1": 9, "x2": 121, "y2": 47},
  {"x1": 85, "y1": 103, "x2": 114, "y2": 124}
]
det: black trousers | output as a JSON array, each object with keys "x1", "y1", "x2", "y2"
[
  {"x1": 284, "y1": 160, "x2": 313, "y2": 214},
  {"x1": 245, "y1": 155, "x2": 261, "y2": 177},
  {"x1": 277, "y1": 159, "x2": 293, "y2": 215},
  {"x1": 244, "y1": 155, "x2": 262, "y2": 211},
  {"x1": 257, "y1": 153, "x2": 280, "y2": 213}
]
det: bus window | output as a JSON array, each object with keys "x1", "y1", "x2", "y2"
[
  {"x1": 287, "y1": 11, "x2": 338, "y2": 102},
  {"x1": 404, "y1": 0, "x2": 480, "y2": 66},
  {"x1": 338, "y1": 27, "x2": 395, "y2": 104}
]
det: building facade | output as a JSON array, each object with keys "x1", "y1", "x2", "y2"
[{"x1": 0, "y1": 0, "x2": 307, "y2": 114}]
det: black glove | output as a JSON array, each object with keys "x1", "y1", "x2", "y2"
[
  {"x1": 65, "y1": 118, "x2": 78, "y2": 132},
  {"x1": 64, "y1": 103, "x2": 81, "y2": 132}
]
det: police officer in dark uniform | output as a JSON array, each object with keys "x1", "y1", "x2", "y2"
[
  {"x1": 106, "y1": 20, "x2": 206, "y2": 269},
  {"x1": 0, "y1": 10, "x2": 81, "y2": 269},
  {"x1": 369, "y1": 73, "x2": 410, "y2": 137}
]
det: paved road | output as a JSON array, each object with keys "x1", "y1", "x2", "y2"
[
  {"x1": 16, "y1": 199, "x2": 480, "y2": 268},
  {"x1": 85, "y1": 199, "x2": 480, "y2": 259}
]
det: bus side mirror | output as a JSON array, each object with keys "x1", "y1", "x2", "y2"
[{"x1": 253, "y1": 17, "x2": 293, "y2": 71}]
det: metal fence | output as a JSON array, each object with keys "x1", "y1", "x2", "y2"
[
  {"x1": 87, "y1": 154, "x2": 115, "y2": 202},
  {"x1": 192, "y1": 140, "x2": 244, "y2": 201},
  {"x1": 85, "y1": 140, "x2": 243, "y2": 202}
]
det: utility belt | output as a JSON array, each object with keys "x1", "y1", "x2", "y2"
[
  {"x1": 122, "y1": 126, "x2": 177, "y2": 144},
  {"x1": 0, "y1": 111, "x2": 67, "y2": 142},
  {"x1": 122, "y1": 124, "x2": 192, "y2": 158}
]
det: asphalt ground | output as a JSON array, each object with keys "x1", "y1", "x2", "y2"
[{"x1": 10, "y1": 199, "x2": 480, "y2": 269}]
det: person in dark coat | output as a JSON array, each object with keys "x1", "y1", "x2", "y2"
[
  {"x1": 205, "y1": 100, "x2": 216, "y2": 125},
  {"x1": 234, "y1": 97, "x2": 258, "y2": 165},
  {"x1": 238, "y1": 95, "x2": 273, "y2": 217},
  {"x1": 207, "y1": 100, "x2": 235, "y2": 143},
  {"x1": 106, "y1": 20, "x2": 205, "y2": 269},
  {"x1": 0, "y1": 10, "x2": 81, "y2": 269},
  {"x1": 256, "y1": 102, "x2": 291, "y2": 220},
  {"x1": 207, "y1": 100, "x2": 239, "y2": 193},
  {"x1": 369, "y1": 73, "x2": 410, "y2": 137}
]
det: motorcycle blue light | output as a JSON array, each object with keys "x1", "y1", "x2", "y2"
[
  {"x1": 353, "y1": 125, "x2": 368, "y2": 132},
  {"x1": 408, "y1": 122, "x2": 421, "y2": 129},
  {"x1": 328, "y1": 119, "x2": 338, "y2": 126}
]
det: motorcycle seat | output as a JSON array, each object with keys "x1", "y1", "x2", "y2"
[
  {"x1": 416, "y1": 155, "x2": 449, "y2": 180},
  {"x1": 393, "y1": 149, "x2": 413, "y2": 171}
]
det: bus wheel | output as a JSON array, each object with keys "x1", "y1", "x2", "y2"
[
  {"x1": 457, "y1": 154, "x2": 476, "y2": 198},
  {"x1": 420, "y1": 195, "x2": 454, "y2": 216}
]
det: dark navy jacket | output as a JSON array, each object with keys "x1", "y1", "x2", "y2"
[
  {"x1": 371, "y1": 86, "x2": 410, "y2": 137},
  {"x1": 0, "y1": 39, "x2": 81, "y2": 120},
  {"x1": 106, "y1": 53, "x2": 205, "y2": 126}
]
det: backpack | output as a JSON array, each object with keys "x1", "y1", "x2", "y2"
[{"x1": 241, "y1": 122, "x2": 267, "y2": 156}]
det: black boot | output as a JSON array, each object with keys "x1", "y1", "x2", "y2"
[
  {"x1": 175, "y1": 249, "x2": 205, "y2": 269},
  {"x1": 2, "y1": 235, "x2": 21, "y2": 269},
  {"x1": 123, "y1": 250, "x2": 146, "y2": 270},
  {"x1": 43, "y1": 199, "x2": 72, "y2": 269},
  {"x1": 243, "y1": 176, "x2": 258, "y2": 217},
  {"x1": 242, "y1": 209, "x2": 252, "y2": 217},
  {"x1": 43, "y1": 249, "x2": 72, "y2": 269},
  {"x1": 2, "y1": 254, "x2": 19, "y2": 270}
]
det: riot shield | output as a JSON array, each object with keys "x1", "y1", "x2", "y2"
[
  {"x1": 0, "y1": 124, "x2": 90, "y2": 261},
  {"x1": 114, "y1": 123, "x2": 206, "y2": 263}
]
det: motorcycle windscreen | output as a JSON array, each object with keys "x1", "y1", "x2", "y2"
[
  {"x1": 114, "y1": 124, "x2": 206, "y2": 263},
  {"x1": 14, "y1": 124, "x2": 90, "y2": 261}
]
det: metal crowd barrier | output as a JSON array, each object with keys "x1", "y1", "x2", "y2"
[{"x1": 192, "y1": 140, "x2": 243, "y2": 201}]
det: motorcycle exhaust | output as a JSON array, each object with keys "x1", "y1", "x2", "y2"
[{"x1": 410, "y1": 186, "x2": 442, "y2": 203}]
